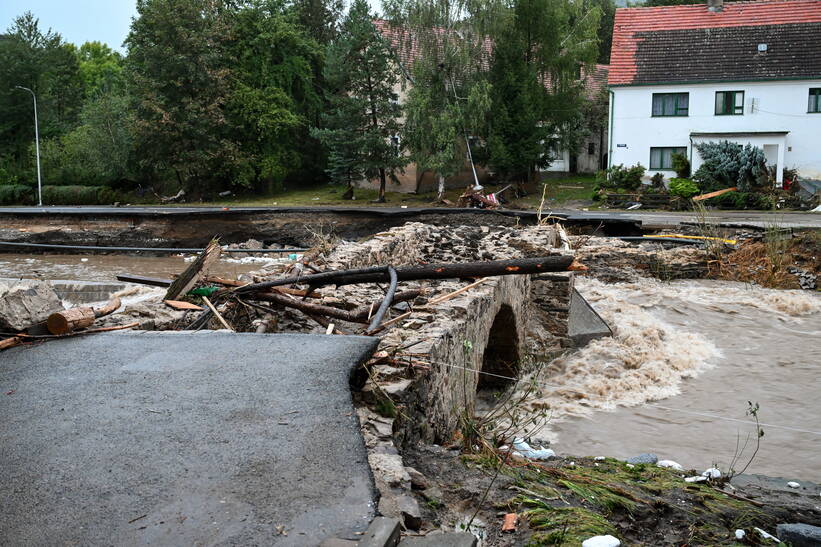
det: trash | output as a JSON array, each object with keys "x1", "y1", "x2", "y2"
[
  {"x1": 754, "y1": 527, "x2": 780, "y2": 542},
  {"x1": 735, "y1": 529, "x2": 746, "y2": 539},
  {"x1": 787, "y1": 481, "x2": 801, "y2": 488},
  {"x1": 582, "y1": 534, "x2": 621, "y2": 547},
  {"x1": 657, "y1": 460, "x2": 684, "y2": 471},
  {"x1": 502, "y1": 513, "x2": 518, "y2": 533},
  {"x1": 702, "y1": 468, "x2": 721, "y2": 479},
  {"x1": 511, "y1": 438, "x2": 555, "y2": 460},
  {"x1": 626, "y1": 203, "x2": 642, "y2": 210},
  {"x1": 685, "y1": 476, "x2": 708, "y2": 483}
]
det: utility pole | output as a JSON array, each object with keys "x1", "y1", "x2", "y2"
[{"x1": 15, "y1": 86, "x2": 43, "y2": 206}]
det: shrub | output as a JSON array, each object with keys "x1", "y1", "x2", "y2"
[
  {"x1": 598, "y1": 164, "x2": 645, "y2": 191},
  {"x1": 41, "y1": 185, "x2": 118, "y2": 205},
  {"x1": 705, "y1": 191, "x2": 775, "y2": 210},
  {"x1": 0, "y1": 185, "x2": 34, "y2": 205},
  {"x1": 668, "y1": 178, "x2": 699, "y2": 198},
  {"x1": 671, "y1": 152, "x2": 690, "y2": 178},
  {"x1": 693, "y1": 140, "x2": 768, "y2": 193},
  {"x1": 650, "y1": 172, "x2": 665, "y2": 189}
]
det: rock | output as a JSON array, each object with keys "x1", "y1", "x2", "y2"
[
  {"x1": 405, "y1": 467, "x2": 429, "y2": 490},
  {"x1": 626, "y1": 453, "x2": 658, "y2": 465},
  {"x1": 777, "y1": 523, "x2": 821, "y2": 546},
  {"x1": 358, "y1": 516, "x2": 401, "y2": 547},
  {"x1": 368, "y1": 452, "x2": 411, "y2": 487},
  {"x1": 735, "y1": 529, "x2": 746, "y2": 540},
  {"x1": 422, "y1": 486, "x2": 443, "y2": 503},
  {"x1": 657, "y1": 460, "x2": 684, "y2": 471},
  {"x1": 398, "y1": 532, "x2": 477, "y2": 546},
  {"x1": 702, "y1": 468, "x2": 721, "y2": 479},
  {"x1": 0, "y1": 280, "x2": 63, "y2": 331},
  {"x1": 787, "y1": 481, "x2": 801, "y2": 488},
  {"x1": 396, "y1": 493, "x2": 422, "y2": 530},
  {"x1": 582, "y1": 534, "x2": 621, "y2": 547}
]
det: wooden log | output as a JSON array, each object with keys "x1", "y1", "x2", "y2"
[
  {"x1": 0, "y1": 336, "x2": 24, "y2": 351},
  {"x1": 47, "y1": 307, "x2": 96, "y2": 335},
  {"x1": 249, "y1": 289, "x2": 422, "y2": 324},
  {"x1": 237, "y1": 255, "x2": 577, "y2": 294},
  {"x1": 692, "y1": 187, "x2": 737, "y2": 201},
  {"x1": 116, "y1": 274, "x2": 172, "y2": 287},
  {"x1": 165, "y1": 239, "x2": 221, "y2": 300}
]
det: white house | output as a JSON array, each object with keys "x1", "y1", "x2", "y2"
[{"x1": 607, "y1": 0, "x2": 821, "y2": 185}]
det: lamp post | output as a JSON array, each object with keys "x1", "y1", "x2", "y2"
[{"x1": 15, "y1": 86, "x2": 43, "y2": 206}]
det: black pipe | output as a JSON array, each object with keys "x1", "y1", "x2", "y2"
[
  {"x1": 367, "y1": 266, "x2": 398, "y2": 333},
  {"x1": 0, "y1": 241, "x2": 307, "y2": 253}
]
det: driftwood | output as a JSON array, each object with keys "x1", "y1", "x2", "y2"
[
  {"x1": 249, "y1": 289, "x2": 422, "y2": 324},
  {"x1": 165, "y1": 239, "x2": 221, "y2": 300},
  {"x1": 0, "y1": 336, "x2": 24, "y2": 351},
  {"x1": 46, "y1": 297, "x2": 122, "y2": 335},
  {"x1": 202, "y1": 296, "x2": 234, "y2": 331},
  {"x1": 1, "y1": 322, "x2": 140, "y2": 351},
  {"x1": 237, "y1": 256, "x2": 579, "y2": 295}
]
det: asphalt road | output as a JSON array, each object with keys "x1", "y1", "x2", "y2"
[
  {"x1": 0, "y1": 205, "x2": 818, "y2": 228},
  {"x1": 0, "y1": 331, "x2": 379, "y2": 546}
]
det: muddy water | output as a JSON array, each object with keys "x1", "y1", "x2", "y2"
[
  {"x1": 522, "y1": 278, "x2": 821, "y2": 479},
  {"x1": 0, "y1": 253, "x2": 272, "y2": 282}
]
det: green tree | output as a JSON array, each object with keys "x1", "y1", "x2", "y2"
[
  {"x1": 588, "y1": 0, "x2": 615, "y2": 64},
  {"x1": 0, "y1": 12, "x2": 84, "y2": 179},
  {"x1": 77, "y1": 41, "x2": 125, "y2": 96},
  {"x1": 229, "y1": 0, "x2": 325, "y2": 192},
  {"x1": 487, "y1": 0, "x2": 600, "y2": 182},
  {"x1": 311, "y1": 0, "x2": 406, "y2": 202},
  {"x1": 383, "y1": 0, "x2": 494, "y2": 200},
  {"x1": 126, "y1": 0, "x2": 246, "y2": 192},
  {"x1": 292, "y1": 0, "x2": 344, "y2": 44}
]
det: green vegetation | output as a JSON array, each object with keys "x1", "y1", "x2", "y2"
[
  {"x1": 669, "y1": 177, "x2": 699, "y2": 198},
  {"x1": 1, "y1": 0, "x2": 614, "y2": 205},
  {"x1": 693, "y1": 140, "x2": 769, "y2": 193}
]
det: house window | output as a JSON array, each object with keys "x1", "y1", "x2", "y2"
[
  {"x1": 650, "y1": 147, "x2": 686, "y2": 170},
  {"x1": 715, "y1": 90, "x2": 744, "y2": 115},
  {"x1": 587, "y1": 142, "x2": 595, "y2": 155},
  {"x1": 809, "y1": 88, "x2": 821, "y2": 113},
  {"x1": 652, "y1": 93, "x2": 689, "y2": 117}
]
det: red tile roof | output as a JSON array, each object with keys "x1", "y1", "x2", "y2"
[{"x1": 609, "y1": 0, "x2": 821, "y2": 85}]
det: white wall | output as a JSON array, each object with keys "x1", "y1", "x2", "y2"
[{"x1": 609, "y1": 80, "x2": 821, "y2": 181}]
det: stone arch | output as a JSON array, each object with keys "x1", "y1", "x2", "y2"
[{"x1": 477, "y1": 304, "x2": 520, "y2": 393}]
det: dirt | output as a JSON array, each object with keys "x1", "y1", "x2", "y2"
[{"x1": 402, "y1": 446, "x2": 821, "y2": 546}]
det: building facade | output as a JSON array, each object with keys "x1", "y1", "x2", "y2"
[{"x1": 608, "y1": 0, "x2": 821, "y2": 184}]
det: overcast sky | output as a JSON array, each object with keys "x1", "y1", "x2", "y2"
[{"x1": 1, "y1": 0, "x2": 383, "y2": 52}]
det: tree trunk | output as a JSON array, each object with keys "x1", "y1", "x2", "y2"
[
  {"x1": 436, "y1": 173, "x2": 445, "y2": 202},
  {"x1": 377, "y1": 168, "x2": 387, "y2": 203},
  {"x1": 47, "y1": 307, "x2": 96, "y2": 335}
]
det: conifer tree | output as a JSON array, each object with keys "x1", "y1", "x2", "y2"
[{"x1": 312, "y1": 0, "x2": 405, "y2": 202}]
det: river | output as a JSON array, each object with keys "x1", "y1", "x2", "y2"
[{"x1": 522, "y1": 277, "x2": 821, "y2": 480}]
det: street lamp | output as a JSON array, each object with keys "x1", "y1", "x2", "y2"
[{"x1": 15, "y1": 86, "x2": 43, "y2": 206}]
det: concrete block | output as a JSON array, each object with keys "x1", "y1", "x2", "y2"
[
  {"x1": 399, "y1": 532, "x2": 478, "y2": 546},
  {"x1": 359, "y1": 517, "x2": 401, "y2": 547}
]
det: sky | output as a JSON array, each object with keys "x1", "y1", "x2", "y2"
[{"x1": 1, "y1": 0, "x2": 138, "y2": 51}]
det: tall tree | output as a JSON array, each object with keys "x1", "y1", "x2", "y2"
[
  {"x1": 292, "y1": 0, "x2": 344, "y2": 44},
  {"x1": 486, "y1": 0, "x2": 600, "y2": 182},
  {"x1": 125, "y1": 0, "x2": 245, "y2": 192},
  {"x1": 0, "y1": 12, "x2": 84, "y2": 179},
  {"x1": 77, "y1": 41, "x2": 125, "y2": 96},
  {"x1": 311, "y1": 0, "x2": 406, "y2": 202},
  {"x1": 383, "y1": 0, "x2": 494, "y2": 200}
]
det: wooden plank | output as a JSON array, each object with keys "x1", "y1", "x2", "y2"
[
  {"x1": 164, "y1": 300, "x2": 204, "y2": 311},
  {"x1": 692, "y1": 187, "x2": 737, "y2": 201}
]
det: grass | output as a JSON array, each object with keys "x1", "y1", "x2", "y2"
[{"x1": 161, "y1": 176, "x2": 598, "y2": 209}]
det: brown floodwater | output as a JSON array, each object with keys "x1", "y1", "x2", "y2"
[
  {"x1": 0, "y1": 253, "x2": 272, "y2": 282},
  {"x1": 516, "y1": 278, "x2": 821, "y2": 480}
]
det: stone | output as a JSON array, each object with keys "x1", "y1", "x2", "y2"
[
  {"x1": 405, "y1": 467, "x2": 429, "y2": 490},
  {"x1": 368, "y1": 452, "x2": 411, "y2": 487},
  {"x1": 777, "y1": 523, "x2": 821, "y2": 546},
  {"x1": 422, "y1": 486, "x2": 443, "y2": 503},
  {"x1": 0, "y1": 280, "x2": 63, "y2": 331},
  {"x1": 582, "y1": 534, "x2": 621, "y2": 547},
  {"x1": 657, "y1": 460, "x2": 684, "y2": 471},
  {"x1": 359, "y1": 517, "x2": 401, "y2": 547},
  {"x1": 626, "y1": 453, "x2": 658, "y2": 465},
  {"x1": 399, "y1": 532, "x2": 478, "y2": 546},
  {"x1": 396, "y1": 493, "x2": 423, "y2": 530},
  {"x1": 787, "y1": 481, "x2": 801, "y2": 488}
]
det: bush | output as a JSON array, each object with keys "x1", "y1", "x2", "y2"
[
  {"x1": 598, "y1": 163, "x2": 645, "y2": 191},
  {"x1": 650, "y1": 172, "x2": 665, "y2": 189},
  {"x1": 705, "y1": 191, "x2": 775, "y2": 210},
  {"x1": 671, "y1": 152, "x2": 690, "y2": 178},
  {"x1": 41, "y1": 185, "x2": 118, "y2": 205},
  {"x1": 668, "y1": 178, "x2": 699, "y2": 198},
  {"x1": 693, "y1": 140, "x2": 768, "y2": 193},
  {"x1": 0, "y1": 185, "x2": 34, "y2": 205}
]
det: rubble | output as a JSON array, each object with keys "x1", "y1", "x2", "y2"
[{"x1": 0, "y1": 280, "x2": 64, "y2": 331}]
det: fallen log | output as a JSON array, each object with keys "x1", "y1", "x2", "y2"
[
  {"x1": 0, "y1": 336, "x2": 24, "y2": 351},
  {"x1": 248, "y1": 289, "x2": 423, "y2": 324},
  {"x1": 46, "y1": 297, "x2": 122, "y2": 335},
  {"x1": 236, "y1": 256, "x2": 579, "y2": 294},
  {"x1": 165, "y1": 239, "x2": 221, "y2": 300}
]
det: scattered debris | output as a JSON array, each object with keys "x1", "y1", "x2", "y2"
[
  {"x1": 582, "y1": 535, "x2": 621, "y2": 547},
  {"x1": 501, "y1": 512, "x2": 518, "y2": 533}
]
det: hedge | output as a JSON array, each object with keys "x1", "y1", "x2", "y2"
[
  {"x1": 0, "y1": 185, "x2": 34, "y2": 205},
  {"x1": 41, "y1": 185, "x2": 118, "y2": 205}
]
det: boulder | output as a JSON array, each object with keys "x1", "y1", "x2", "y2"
[
  {"x1": 0, "y1": 281, "x2": 63, "y2": 331},
  {"x1": 777, "y1": 523, "x2": 821, "y2": 547}
]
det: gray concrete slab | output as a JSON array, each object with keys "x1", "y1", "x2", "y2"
[
  {"x1": 0, "y1": 331, "x2": 379, "y2": 546},
  {"x1": 568, "y1": 288, "x2": 613, "y2": 346}
]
